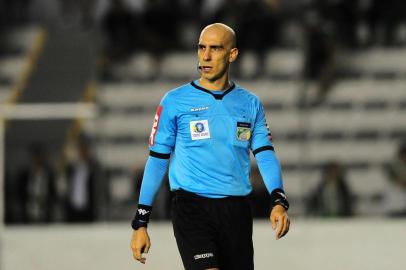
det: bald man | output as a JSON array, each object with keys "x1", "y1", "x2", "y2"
[{"x1": 130, "y1": 23, "x2": 290, "y2": 270}]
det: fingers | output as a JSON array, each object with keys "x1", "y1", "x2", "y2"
[
  {"x1": 132, "y1": 244, "x2": 147, "y2": 264},
  {"x1": 270, "y1": 214, "x2": 277, "y2": 230},
  {"x1": 276, "y1": 214, "x2": 290, "y2": 240},
  {"x1": 270, "y1": 207, "x2": 290, "y2": 240},
  {"x1": 275, "y1": 217, "x2": 283, "y2": 239},
  {"x1": 281, "y1": 216, "x2": 290, "y2": 238},
  {"x1": 144, "y1": 241, "x2": 151, "y2": 254},
  {"x1": 130, "y1": 230, "x2": 150, "y2": 264}
]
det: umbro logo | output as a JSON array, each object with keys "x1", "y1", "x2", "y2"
[{"x1": 138, "y1": 209, "x2": 150, "y2": 216}]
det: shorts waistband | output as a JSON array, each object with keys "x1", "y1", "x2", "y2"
[{"x1": 173, "y1": 189, "x2": 248, "y2": 201}]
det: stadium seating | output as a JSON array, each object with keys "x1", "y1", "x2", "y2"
[
  {"x1": 0, "y1": 26, "x2": 43, "y2": 104},
  {"x1": 91, "y1": 46, "x2": 406, "y2": 217}
]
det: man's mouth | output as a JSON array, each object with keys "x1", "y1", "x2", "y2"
[{"x1": 200, "y1": 66, "x2": 213, "y2": 72}]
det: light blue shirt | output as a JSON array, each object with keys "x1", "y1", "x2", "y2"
[{"x1": 140, "y1": 80, "x2": 283, "y2": 202}]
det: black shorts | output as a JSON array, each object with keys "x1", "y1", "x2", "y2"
[{"x1": 171, "y1": 190, "x2": 254, "y2": 270}]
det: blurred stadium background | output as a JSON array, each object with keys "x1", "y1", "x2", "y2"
[{"x1": 0, "y1": 0, "x2": 405, "y2": 269}]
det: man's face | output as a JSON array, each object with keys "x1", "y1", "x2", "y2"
[{"x1": 197, "y1": 28, "x2": 237, "y2": 82}]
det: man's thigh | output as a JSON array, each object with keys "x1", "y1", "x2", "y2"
[
  {"x1": 217, "y1": 196, "x2": 254, "y2": 270},
  {"x1": 171, "y1": 191, "x2": 254, "y2": 270},
  {"x1": 172, "y1": 193, "x2": 221, "y2": 270}
]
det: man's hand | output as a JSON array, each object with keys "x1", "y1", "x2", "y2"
[
  {"x1": 270, "y1": 205, "x2": 290, "y2": 240},
  {"x1": 131, "y1": 227, "x2": 151, "y2": 264}
]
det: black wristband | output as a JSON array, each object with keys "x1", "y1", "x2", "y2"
[
  {"x1": 131, "y1": 204, "x2": 152, "y2": 230},
  {"x1": 270, "y1": 188, "x2": 289, "y2": 210}
]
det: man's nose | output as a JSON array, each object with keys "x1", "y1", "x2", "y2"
[{"x1": 203, "y1": 49, "x2": 211, "y2": 61}]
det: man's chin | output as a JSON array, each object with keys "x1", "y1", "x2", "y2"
[
  {"x1": 201, "y1": 73, "x2": 222, "y2": 82},
  {"x1": 201, "y1": 75, "x2": 215, "y2": 81}
]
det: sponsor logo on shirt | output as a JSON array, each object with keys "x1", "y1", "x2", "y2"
[
  {"x1": 236, "y1": 122, "x2": 251, "y2": 141},
  {"x1": 149, "y1": 105, "x2": 163, "y2": 146},
  {"x1": 190, "y1": 120, "x2": 210, "y2": 140},
  {"x1": 194, "y1": 253, "x2": 214, "y2": 260},
  {"x1": 190, "y1": 106, "x2": 209, "y2": 112}
]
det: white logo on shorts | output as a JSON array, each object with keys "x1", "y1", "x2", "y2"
[{"x1": 194, "y1": 253, "x2": 214, "y2": 260}]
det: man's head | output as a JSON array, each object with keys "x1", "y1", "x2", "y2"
[{"x1": 197, "y1": 23, "x2": 238, "y2": 83}]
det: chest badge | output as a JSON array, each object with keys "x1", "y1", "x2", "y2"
[
  {"x1": 190, "y1": 120, "x2": 211, "y2": 140},
  {"x1": 236, "y1": 122, "x2": 251, "y2": 141}
]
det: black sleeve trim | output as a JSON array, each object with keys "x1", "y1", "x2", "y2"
[
  {"x1": 252, "y1": 145, "x2": 275, "y2": 156},
  {"x1": 149, "y1": 150, "x2": 171, "y2": 159}
]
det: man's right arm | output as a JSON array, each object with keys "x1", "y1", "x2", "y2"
[
  {"x1": 131, "y1": 94, "x2": 176, "y2": 264},
  {"x1": 131, "y1": 154, "x2": 170, "y2": 264},
  {"x1": 132, "y1": 155, "x2": 170, "y2": 229}
]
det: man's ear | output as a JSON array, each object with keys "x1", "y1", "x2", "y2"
[{"x1": 229, "y1": 48, "x2": 239, "y2": 63}]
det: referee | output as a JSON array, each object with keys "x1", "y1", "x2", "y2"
[{"x1": 131, "y1": 23, "x2": 290, "y2": 270}]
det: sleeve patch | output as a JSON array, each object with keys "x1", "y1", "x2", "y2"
[
  {"x1": 149, "y1": 105, "x2": 163, "y2": 146},
  {"x1": 266, "y1": 121, "x2": 273, "y2": 141}
]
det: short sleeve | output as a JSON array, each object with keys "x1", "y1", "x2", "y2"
[
  {"x1": 251, "y1": 100, "x2": 274, "y2": 155},
  {"x1": 148, "y1": 93, "x2": 176, "y2": 154}
]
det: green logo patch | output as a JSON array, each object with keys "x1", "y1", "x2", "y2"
[{"x1": 236, "y1": 122, "x2": 251, "y2": 141}]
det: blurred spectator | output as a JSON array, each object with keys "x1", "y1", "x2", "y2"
[
  {"x1": 237, "y1": 0, "x2": 281, "y2": 78},
  {"x1": 383, "y1": 142, "x2": 406, "y2": 217},
  {"x1": 307, "y1": 161, "x2": 353, "y2": 217},
  {"x1": 333, "y1": 0, "x2": 360, "y2": 48},
  {"x1": 4, "y1": 169, "x2": 15, "y2": 224},
  {"x1": 59, "y1": 0, "x2": 96, "y2": 28},
  {"x1": 0, "y1": 0, "x2": 8, "y2": 56},
  {"x1": 315, "y1": 0, "x2": 360, "y2": 48},
  {"x1": 1, "y1": 0, "x2": 32, "y2": 25},
  {"x1": 177, "y1": 0, "x2": 205, "y2": 49},
  {"x1": 365, "y1": 0, "x2": 406, "y2": 46},
  {"x1": 180, "y1": 0, "x2": 204, "y2": 26},
  {"x1": 101, "y1": 0, "x2": 138, "y2": 61},
  {"x1": 17, "y1": 143, "x2": 56, "y2": 223},
  {"x1": 0, "y1": 0, "x2": 32, "y2": 55},
  {"x1": 141, "y1": 0, "x2": 181, "y2": 79},
  {"x1": 99, "y1": 0, "x2": 139, "y2": 79},
  {"x1": 301, "y1": 10, "x2": 336, "y2": 106},
  {"x1": 250, "y1": 166, "x2": 272, "y2": 217},
  {"x1": 209, "y1": 0, "x2": 243, "y2": 28},
  {"x1": 64, "y1": 138, "x2": 101, "y2": 222}
]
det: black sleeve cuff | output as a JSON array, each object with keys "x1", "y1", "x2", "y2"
[
  {"x1": 252, "y1": 145, "x2": 275, "y2": 156},
  {"x1": 149, "y1": 150, "x2": 171, "y2": 159}
]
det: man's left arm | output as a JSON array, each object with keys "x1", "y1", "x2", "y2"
[
  {"x1": 251, "y1": 100, "x2": 290, "y2": 239},
  {"x1": 255, "y1": 150, "x2": 290, "y2": 239}
]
